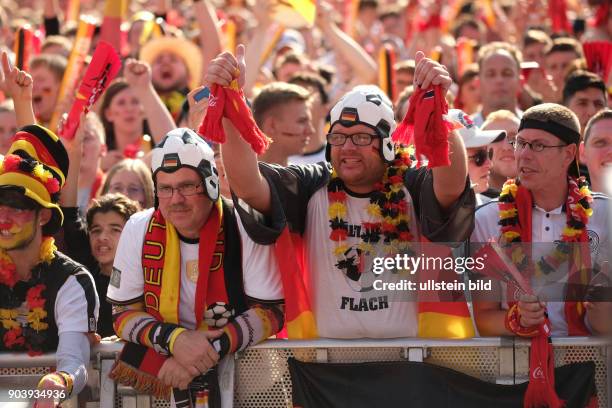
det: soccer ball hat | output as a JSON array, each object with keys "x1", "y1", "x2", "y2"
[
  {"x1": 327, "y1": 85, "x2": 396, "y2": 163},
  {"x1": 151, "y1": 128, "x2": 220, "y2": 202}
]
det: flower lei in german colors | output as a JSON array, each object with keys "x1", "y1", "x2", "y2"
[
  {"x1": 0, "y1": 239, "x2": 56, "y2": 355},
  {"x1": 328, "y1": 146, "x2": 413, "y2": 279},
  {"x1": 0, "y1": 153, "x2": 59, "y2": 354},
  {"x1": 498, "y1": 177, "x2": 593, "y2": 275}
]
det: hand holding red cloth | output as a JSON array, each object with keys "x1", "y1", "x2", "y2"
[
  {"x1": 198, "y1": 80, "x2": 271, "y2": 155},
  {"x1": 391, "y1": 85, "x2": 451, "y2": 168}
]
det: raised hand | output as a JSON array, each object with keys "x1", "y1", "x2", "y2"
[
  {"x1": 252, "y1": 0, "x2": 276, "y2": 28},
  {"x1": 413, "y1": 50, "x2": 452, "y2": 95},
  {"x1": 124, "y1": 59, "x2": 153, "y2": 91},
  {"x1": 187, "y1": 86, "x2": 209, "y2": 131},
  {"x1": 315, "y1": 0, "x2": 335, "y2": 30},
  {"x1": 0, "y1": 51, "x2": 33, "y2": 102},
  {"x1": 206, "y1": 44, "x2": 246, "y2": 89}
]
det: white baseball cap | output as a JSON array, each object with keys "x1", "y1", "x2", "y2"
[{"x1": 446, "y1": 109, "x2": 506, "y2": 148}]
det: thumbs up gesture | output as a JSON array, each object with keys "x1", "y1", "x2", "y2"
[
  {"x1": 413, "y1": 50, "x2": 452, "y2": 95},
  {"x1": 206, "y1": 44, "x2": 247, "y2": 90}
]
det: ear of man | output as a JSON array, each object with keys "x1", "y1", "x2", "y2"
[
  {"x1": 39, "y1": 208, "x2": 52, "y2": 226},
  {"x1": 262, "y1": 114, "x2": 277, "y2": 136}
]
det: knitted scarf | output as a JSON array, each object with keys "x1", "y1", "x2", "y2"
[
  {"x1": 392, "y1": 85, "x2": 451, "y2": 168},
  {"x1": 198, "y1": 80, "x2": 271, "y2": 154},
  {"x1": 111, "y1": 201, "x2": 228, "y2": 400}
]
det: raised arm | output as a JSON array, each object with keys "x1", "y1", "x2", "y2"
[
  {"x1": 316, "y1": 0, "x2": 377, "y2": 85},
  {"x1": 124, "y1": 59, "x2": 176, "y2": 144},
  {"x1": 194, "y1": 0, "x2": 223, "y2": 79},
  {"x1": 207, "y1": 46, "x2": 272, "y2": 213},
  {"x1": 0, "y1": 51, "x2": 36, "y2": 127},
  {"x1": 243, "y1": 0, "x2": 277, "y2": 97},
  {"x1": 58, "y1": 113, "x2": 85, "y2": 208},
  {"x1": 413, "y1": 51, "x2": 468, "y2": 210}
]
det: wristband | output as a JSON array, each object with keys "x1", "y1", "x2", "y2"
[
  {"x1": 168, "y1": 327, "x2": 187, "y2": 354},
  {"x1": 504, "y1": 304, "x2": 539, "y2": 337},
  {"x1": 56, "y1": 371, "x2": 74, "y2": 396}
]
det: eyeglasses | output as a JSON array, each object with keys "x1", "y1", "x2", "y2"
[
  {"x1": 509, "y1": 138, "x2": 568, "y2": 152},
  {"x1": 468, "y1": 149, "x2": 493, "y2": 167},
  {"x1": 109, "y1": 184, "x2": 144, "y2": 196},
  {"x1": 326, "y1": 132, "x2": 378, "y2": 146},
  {"x1": 156, "y1": 182, "x2": 203, "y2": 198}
]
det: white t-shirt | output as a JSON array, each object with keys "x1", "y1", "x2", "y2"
[
  {"x1": 303, "y1": 188, "x2": 420, "y2": 338},
  {"x1": 56, "y1": 272, "x2": 100, "y2": 334},
  {"x1": 471, "y1": 193, "x2": 609, "y2": 336},
  {"x1": 107, "y1": 208, "x2": 283, "y2": 327},
  {"x1": 288, "y1": 145, "x2": 327, "y2": 166},
  {"x1": 107, "y1": 207, "x2": 283, "y2": 407}
]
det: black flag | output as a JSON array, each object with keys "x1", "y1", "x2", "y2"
[{"x1": 289, "y1": 358, "x2": 597, "y2": 408}]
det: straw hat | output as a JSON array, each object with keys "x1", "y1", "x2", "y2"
[{"x1": 140, "y1": 36, "x2": 203, "y2": 90}]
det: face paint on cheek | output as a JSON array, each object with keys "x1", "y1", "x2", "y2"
[{"x1": 0, "y1": 219, "x2": 36, "y2": 249}]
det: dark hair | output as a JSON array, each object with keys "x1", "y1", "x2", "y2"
[
  {"x1": 545, "y1": 37, "x2": 584, "y2": 58},
  {"x1": 273, "y1": 51, "x2": 308, "y2": 80},
  {"x1": 451, "y1": 16, "x2": 484, "y2": 41},
  {"x1": 562, "y1": 70, "x2": 606, "y2": 105},
  {"x1": 289, "y1": 71, "x2": 329, "y2": 105},
  {"x1": 317, "y1": 64, "x2": 335, "y2": 85},
  {"x1": 358, "y1": 0, "x2": 378, "y2": 11},
  {"x1": 252, "y1": 82, "x2": 311, "y2": 128},
  {"x1": 584, "y1": 109, "x2": 612, "y2": 143},
  {"x1": 86, "y1": 193, "x2": 141, "y2": 229},
  {"x1": 98, "y1": 79, "x2": 150, "y2": 151}
]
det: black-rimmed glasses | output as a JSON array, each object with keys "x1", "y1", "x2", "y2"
[
  {"x1": 326, "y1": 132, "x2": 378, "y2": 146},
  {"x1": 156, "y1": 182, "x2": 204, "y2": 198},
  {"x1": 510, "y1": 138, "x2": 568, "y2": 152}
]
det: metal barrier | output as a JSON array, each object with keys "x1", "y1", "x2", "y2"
[{"x1": 0, "y1": 337, "x2": 610, "y2": 407}]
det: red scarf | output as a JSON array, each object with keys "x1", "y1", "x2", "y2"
[
  {"x1": 478, "y1": 183, "x2": 591, "y2": 408},
  {"x1": 199, "y1": 81, "x2": 271, "y2": 154},
  {"x1": 392, "y1": 86, "x2": 451, "y2": 168},
  {"x1": 111, "y1": 203, "x2": 227, "y2": 400},
  {"x1": 142, "y1": 204, "x2": 228, "y2": 327}
]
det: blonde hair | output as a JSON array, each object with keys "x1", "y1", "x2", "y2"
[
  {"x1": 477, "y1": 41, "x2": 522, "y2": 71},
  {"x1": 482, "y1": 109, "x2": 519, "y2": 128},
  {"x1": 101, "y1": 159, "x2": 155, "y2": 209}
]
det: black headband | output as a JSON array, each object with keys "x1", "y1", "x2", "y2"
[{"x1": 518, "y1": 118, "x2": 580, "y2": 145}]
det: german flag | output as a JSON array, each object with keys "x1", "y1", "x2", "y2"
[
  {"x1": 378, "y1": 44, "x2": 397, "y2": 102},
  {"x1": 14, "y1": 25, "x2": 33, "y2": 71},
  {"x1": 340, "y1": 110, "x2": 358, "y2": 123},
  {"x1": 100, "y1": 0, "x2": 128, "y2": 53}
]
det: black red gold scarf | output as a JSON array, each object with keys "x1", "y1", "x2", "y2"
[{"x1": 111, "y1": 201, "x2": 228, "y2": 400}]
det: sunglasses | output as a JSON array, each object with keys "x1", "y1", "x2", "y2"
[{"x1": 468, "y1": 149, "x2": 493, "y2": 167}]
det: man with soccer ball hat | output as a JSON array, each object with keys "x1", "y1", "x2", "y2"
[
  {"x1": 107, "y1": 128, "x2": 284, "y2": 406},
  {"x1": 210, "y1": 45, "x2": 475, "y2": 339}
]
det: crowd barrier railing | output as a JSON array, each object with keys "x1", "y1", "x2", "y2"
[{"x1": 0, "y1": 337, "x2": 609, "y2": 407}]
